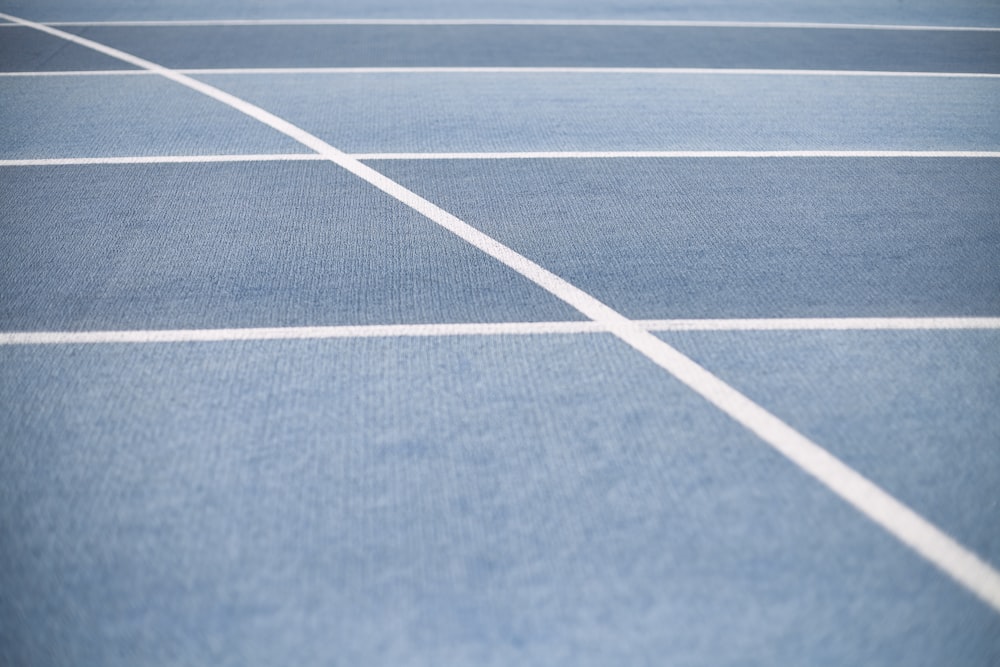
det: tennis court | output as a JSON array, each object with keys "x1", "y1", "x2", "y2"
[{"x1": 1, "y1": 1, "x2": 999, "y2": 664}]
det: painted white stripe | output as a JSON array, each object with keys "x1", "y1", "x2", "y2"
[
  {"x1": 3, "y1": 151, "x2": 999, "y2": 167},
  {"x1": 0, "y1": 322, "x2": 604, "y2": 345},
  {"x1": 3, "y1": 318, "x2": 999, "y2": 345},
  {"x1": 0, "y1": 69, "x2": 149, "y2": 76},
  {"x1": 5, "y1": 10, "x2": 1000, "y2": 614},
  {"x1": 2, "y1": 67, "x2": 998, "y2": 79},
  {"x1": 352, "y1": 150, "x2": 1000, "y2": 160},
  {"x1": 0, "y1": 154, "x2": 320, "y2": 166},
  {"x1": 186, "y1": 66, "x2": 1000, "y2": 79},
  {"x1": 7, "y1": 18, "x2": 998, "y2": 32},
  {"x1": 641, "y1": 317, "x2": 1000, "y2": 331}
]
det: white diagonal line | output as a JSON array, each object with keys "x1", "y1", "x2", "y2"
[{"x1": 4, "y1": 10, "x2": 999, "y2": 613}]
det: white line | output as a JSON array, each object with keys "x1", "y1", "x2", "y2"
[
  {"x1": 641, "y1": 317, "x2": 1000, "y2": 331},
  {"x1": 183, "y1": 66, "x2": 1000, "y2": 79},
  {"x1": 5, "y1": 10, "x2": 1000, "y2": 614},
  {"x1": 3, "y1": 152, "x2": 1000, "y2": 167},
  {"x1": 351, "y1": 150, "x2": 1000, "y2": 160},
  {"x1": 2, "y1": 67, "x2": 998, "y2": 79},
  {"x1": 3, "y1": 318, "x2": 999, "y2": 345},
  {"x1": 0, "y1": 69, "x2": 149, "y2": 76},
  {"x1": 6, "y1": 18, "x2": 998, "y2": 31},
  {"x1": 0, "y1": 154, "x2": 320, "y2": 166},
  {"x1": 0, "y1": 321, "x2": 604, "y2": 345}
]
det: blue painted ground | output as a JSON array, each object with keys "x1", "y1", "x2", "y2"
[
  {"x1": 2, "y1": 336, "x2": 999, "y2": 666},
  {"x1": 0, "y1": 77, "x2": 307, "y2": 158},
  {"x1": 0, "y1": 26, "x2": 133, "y2": 71},
  {"x1": 0, "y1": 162, "x2": 580, "y2": 330},
  {"x1": 200, "y1": 72, "x2": 1000, "y2": 152},
  {"x1": 661, "y1": 329, "x2": 1000, "y2": 568},
  {"x1": 373, "y1": 157, "x2": 1000, "y2": 318},
  {"x1": 1, "y1": 2, "x2": 999, "y2": 666},
  {"x1": 4, "y1": 73, "x2": 997, "y2": 157},
  {"x1": 51, "y1": 24, "x2": 1000, "y2": 73}
]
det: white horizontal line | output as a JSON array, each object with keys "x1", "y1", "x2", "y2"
[
  {"x1": 0, "y1": 154, "x2": 320, "y2": 166},
  {"x1": 0, "y1": 322, "x2": 603, "y2": 344},
  {"x1": 7, "y1": 18, "x2": 997, "y2": 31},
  {"x1": 3, "y1": 151, "x2": 999, "y2": 167},
  {"x1": 641, "y1": 317, "x2": 1000, "y2": 331},
  {"x1": 3, "y1": 318, "x2": 998, "y2": 345},
  {"x1": 2, "y1": 67, "x2": 998, "y2": 78},
  {"x1": 351, "y1": 150, "x2": 1000, "y2": 160},
  {"x1": 182, "y1": 66, "x2": 1000, "y2": 79},
  {"x1": 0, "y1": 69, "x2": 147, "y2": 76}
]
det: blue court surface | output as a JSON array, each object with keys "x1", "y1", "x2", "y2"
[{"x1": 1, "y1": 2, "x2": 999, "y2": 665}]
